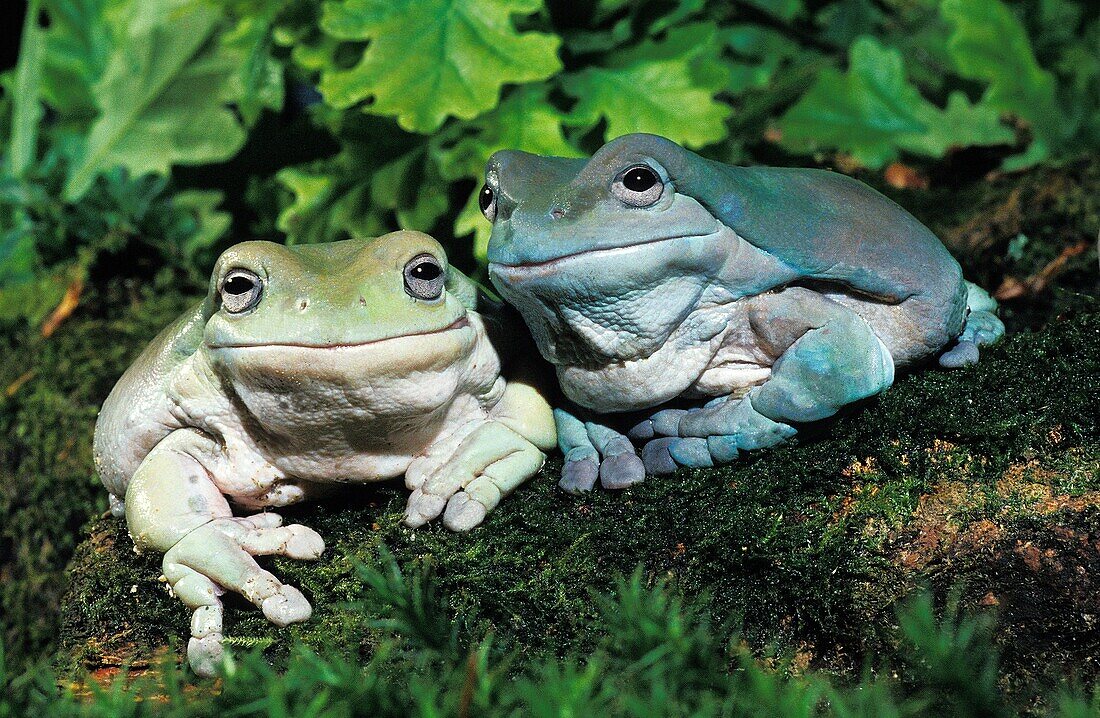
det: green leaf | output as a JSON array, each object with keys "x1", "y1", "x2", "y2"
[
  {"x1": 11, "y1": 0, "x2": 45, "y2": 178},
  {"x1": 562, "y1": 23, "x2": 731, "y2": 149},
  {"x1": 38, "y1": 0, "x2": 113, "y2": 119},
  {"x1": 171, "y1": 190, "x2": 231, "y2": 261},
  {"x1": 900, "y1": 91, "x2": 1014, "y2": 158},
  {"x1": 437, "y1": 85, "x2": 581, "y2": 261},
  {"x1": 0, "y1": 222, "x2": 39, "y2": 286},
  {"x1": 369, "y1": 149, "x2": 450, "y2": 232},
  {"x1": 742, "y1": 0, "x2": 803, "y2": 23},
  {"x1": 222, "y1": 16, "x2": 285, "y2": 126},
  {"x1": 719, "y1": 25, "x2": 804, "y2": 93},
  {"x1": 941, "y1": 0, "x2": 1064, "y2": 165},
  {"x1": 318, "y1": 0, "x2": 562, "y2": 133},
  {"x1": 62, "y1": 0, "x2": 247, "y2": 201},
  {"x1": 777, "y1": 37, "x2": 1012, "y2": 168},
  {"x1": 0, "y1": 268, "x2": 68, "y2": 325},
  {"x1": 276, "y1": 159, "x2": 388, "y2": 245}
]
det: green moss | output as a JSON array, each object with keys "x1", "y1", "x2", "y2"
[
  {"x1": 56, "y1": 299, "x2": 1100, "y2": 706},
  {"x1": 0, "y1": 282, "x2": 195, "y2": 669}
]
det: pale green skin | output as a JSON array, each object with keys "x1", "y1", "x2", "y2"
[{"x1": 93, "y1": 231, "x2": 556, "y2": 677}]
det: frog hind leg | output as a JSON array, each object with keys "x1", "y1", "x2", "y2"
[
  {"x1": 404, "y1": 420, "x2": 547, "y2": 531},
  {"x1": 939, "y1": 282, "x2": 1005, "y2": 368},
  {"x1": 639, "y1": 292, "x2": 895, "y2": 471},
  {"x1": 125, "y1": 429, "x2": 324, "y2": 677}
]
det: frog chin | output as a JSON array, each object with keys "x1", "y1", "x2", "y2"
[
  {"x1": 489, "y1": 233, "x2": 724, "y2": 365},
  {"x1": 206, "y1": 317, "x2": 477, "y2": 407}
]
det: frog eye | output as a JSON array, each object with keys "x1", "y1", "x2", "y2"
[
  {"x1": 611, "y1": 165, "x2": 663, "y2": 207},
  {"x1": 220, "y1": 269, "x2": 263, "y2": 314},
  {"x1": 478, "y1": 184, "x2": 497, "y2": 222},
  {"x1": 404, "y1": 254, "x2": 445, "y2": 301}
]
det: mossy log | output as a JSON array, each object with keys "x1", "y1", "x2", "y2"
[{"x1": 58, "y1": 298, "x2": 1099, "y2": 697}]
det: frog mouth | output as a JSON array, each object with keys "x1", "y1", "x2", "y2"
[
  {"x1": 490, "y1": 229, "x2": 722, "y2": 274},
  {"x1": 208, "y1": 315, "x2": 470, "y2": 349}
]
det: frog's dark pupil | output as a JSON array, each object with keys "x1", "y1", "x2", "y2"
[
  {"x1": 412, "y1": 262, "x2": 442, "y2": 281},
  {"x1": 224, "y1": 276, "x2": 253, "y2": 295},
  {"x1": 623, "y1": 167, "x2": 657, "y2": 192},
  {"x1": 478, "y1": 185, "x2": 494, "y2": 211}
]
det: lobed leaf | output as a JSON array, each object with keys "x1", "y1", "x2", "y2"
[
  {"x1": 318, "y1": 0, "x2": 562, "y2": 133},
  {"x1": 38, "y1": 0, "x2": 113, "y2": 120},
  {"x1": 62, "y1": 0, "x2": 247, "y2": 201},
  {"x1": 777, "y1": 37, "x2": 1012, "y2": 168},
  {"x1": 941, "y1": 0, "x2": 1064, "y2": 168},
  {"x1": 562, "y1": 23, "x2": 731, "y2": 149}
]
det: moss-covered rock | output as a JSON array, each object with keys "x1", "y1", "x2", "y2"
[
  {"x1": 2, "y1": 157, "x2": 1095, "y2": 705},
  {"x1": 58, "y1": 297, "x2": 1099, "y2": 704}
]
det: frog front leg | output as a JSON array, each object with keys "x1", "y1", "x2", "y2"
[
  {"x1": 125, "y1": 429, "x2": 324, "y2": 677},
  {"x1": 554, "y1": 408, "x2": 647, "y2": 493},
  {"x1": 637, "y1": 289, "x2": 895, "y2": 473},
  {"x1": 404, "y1": 379, "x2": 556, "y2": 530},
  {"x1": 403, "y1": 421, "x2": 546, "y2": 530}
]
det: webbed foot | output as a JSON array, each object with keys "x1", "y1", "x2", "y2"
[{"x1": 634, "y1": 395, "x2": 796, "y2": 473}]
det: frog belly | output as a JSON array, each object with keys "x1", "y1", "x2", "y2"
[{"x1": 557, "y1": 303, "x2": 765, "y2": 412}]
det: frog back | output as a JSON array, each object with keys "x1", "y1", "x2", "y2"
[
  {"x1": 668, "y1": 151, "x2": 967, "y2": 361},
  {"x1": 93, "y1": 300, "x2": 212, "y2": 499}
]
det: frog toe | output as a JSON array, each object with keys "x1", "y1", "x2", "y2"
[
  {"x1": 667, "y1": 437, "x2": 714, "y2": 468},
  {"x1": 641, "y1": 437, "x2": 679, "y2": 476},
  {"x1": 261, "y1": 585, "x2": 312, "y2": 626},
  {"x1": 442, "y1": 492, "x2": 488, "y2": 532},
  {"x1": 939, "y1": 339, "x2": 980, "y2": 368},
  {"x1": 187, "y1": 635, "x2": 224, "y2": 678},
  {"x1": 403, "y1": 489, "x2": 447, "y2": 528},
  {"x1": 627, "y1": 419, "x2": 655, "y2": 441},
  {"x1": 239, "y1": 524, "x2": 325, "y2": 560},
  {"x1": 628, "y1": 409, "x2": 687, "y2": 441},
  {"x1": 276, "y1": 525, "x2": 325, "y2": 560},
  {"x1": 560, "y1": 448, "x2": 600, "y2": 494},
  {"x1": 599, "y1": 451, "x2": 646, "y2": 489},
  {"x1": 706, "y1": 435, "x2": 741, "y2": 464}
]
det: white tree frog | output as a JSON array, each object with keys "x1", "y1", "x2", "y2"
[{"x1": 93, "y1": 230, "x2": 556, "y2": 675}]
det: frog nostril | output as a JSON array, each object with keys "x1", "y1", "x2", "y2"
[
  {"x1": 549, "y1": 207, "x2": 565, "y2": 220},
  {"x1": 299, "y1": 299, "x2": 309, "y2": 311},
  {"x1": 359, "y1": 296, "x2": 366, "y2": 307}
]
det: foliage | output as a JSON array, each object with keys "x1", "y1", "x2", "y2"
[
  {"x1": 2, "y1": 0, "x2": 1099, "y2": 328},
  {"x1": 6, "y1": 562, "x2": 1100, "y2": 716}
]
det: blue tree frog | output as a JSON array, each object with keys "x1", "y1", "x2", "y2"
[{"x1": 480, "y1": 133, "x2": 1003, "y2": 492}]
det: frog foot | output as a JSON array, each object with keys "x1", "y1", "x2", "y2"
[
  {"x1": 631, "y1": 399, "x2": 796, "y2": 474},
  {"x1": 163, "y1": 513, "x2": 323, "y2": 677},
  {"x1": 404, "y1": 421, "x2": 545, "y2": 531},
  {"x1": 555, "y1": 409, "x2": 645, "y2": 493}
]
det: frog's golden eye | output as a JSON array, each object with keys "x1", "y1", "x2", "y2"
[
  {"x1": 404, "y1": 254, "x2": 445, "y2": 301},
  {"x1": 478, "y1": 184, "x2": 497, "y2": 222},
  {"x1": 612, "y1": 165, "x2": 663, "y2": 207},
  {"x1": 221, "y1": 269, "x2": 263, "y2": 314}
]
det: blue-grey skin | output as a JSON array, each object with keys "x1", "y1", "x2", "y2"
[{"x1": 482, "y1": 133, "x2": 1004, "y2": 491}]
